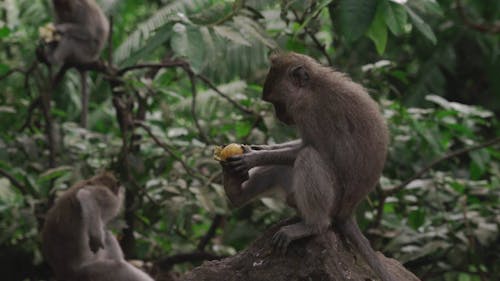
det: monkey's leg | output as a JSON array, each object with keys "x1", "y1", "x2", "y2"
[
  {"x1": 76, "y1": 188, "x2": 105, "y2": 252},
  {"x1": 272, "y1": 146, "x2": 335, "y2": 254},
  {"x1": 223, "y1": 165, "x2": 292, "y2": 208}
]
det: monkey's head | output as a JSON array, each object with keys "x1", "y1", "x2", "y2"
[
  {"x1": 262, "y1": 52, "x2": 316, "y2": 125},
  {"x1": 86, "y1": 172, "x2": 124, "y2": 221}
]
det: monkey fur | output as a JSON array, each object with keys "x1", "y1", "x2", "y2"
[
  {"x1": 42, "y1": 172, "x2": 154, "y2": 281},
  {"x1": 41, "y1": 0, "x2": 109, "y2": 128},
  {"x1": 225, "y1": 52, "x2": 395, "y2": 281}
]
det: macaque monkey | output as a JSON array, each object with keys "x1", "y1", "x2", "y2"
[
  {"x1": 224, "y1": 52, "x2": 395, "y2": 281},
  {"x1": 42, "y1": 172, "x2": 154, "y2": 281},
  {"x1": 42, "y1": 0, "x2": 109, "y2": 128}
]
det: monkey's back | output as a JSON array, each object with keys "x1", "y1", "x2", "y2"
[
  {"x1": 302, "y1": 67, "x2": 389, "y2": 218},
  {"x1": 42, "y1": 186, "x2": 95, "y2": 279}
]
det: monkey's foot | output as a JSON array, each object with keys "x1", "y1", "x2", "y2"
[{"x1": 272, "y1": 222, "x2": 315, "y2": 254}]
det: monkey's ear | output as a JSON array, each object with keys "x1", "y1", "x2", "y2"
[{"x1": 290, "y1": 66, "x2": 309, "y2": 87}]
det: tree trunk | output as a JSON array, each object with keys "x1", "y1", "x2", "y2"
[{"x1": 181, "y1": 219, "x2": 420, "y2": 281}]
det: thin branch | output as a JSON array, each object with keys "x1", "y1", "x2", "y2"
[
  {"x1": 134, "y1": 121, "x2": 207, "y2": 182},
  {"x1": 118, "y1": 62, "x2": 188, "y2": 76},
  {"x1": 456, "y1": 0, "x2": 500, "y2": 34},
  {"x1": 184, "y1": 67, "x2": 211, "y2": 144},
  {"x1": 306, "y1": 27, "x2": 333, "y2": 66},
  {"x1": 197, "y1": 214, "x2": 224, "y2": 251},
  {"x1": 461, "y1": 196, "x2": 488, "y2": 281},
  {"x1": 196, "y1": 74, "x2": 257, "y2": 115},
  {"x1": 0, "y1": 168, "x2": 29, "y2": 195},
  {"x1": 385, "y1": 136, "x2": 500, "y2": 196},
  {"x1": 0, "y1": 62, "x2": 37, "y2": 82}
]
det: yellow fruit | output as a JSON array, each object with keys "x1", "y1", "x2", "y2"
[
  {"x1": 214, "y1": 143, "x2": 244, "y2": 161},
  {"x1": 39, "y1": 23, "x2": 60, "y2": 43}
]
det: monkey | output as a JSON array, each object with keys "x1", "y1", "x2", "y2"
[
  {"x1": 41, "y1": 0, "x2": 109, "y2": 128},
  {"x1": 223, "y1": 52, "x2": 395, "y2": 281},
  {"x1": 42, "y1": 172, "x2": 154, "y2": 281}
]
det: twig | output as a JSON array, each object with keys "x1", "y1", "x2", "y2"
[
  {"x1": 461, "y1": 196, "x2": 488, "y2": 281},
  {"x1": 134, "y1": 121, "x2": 207, "y2": 182},
  {"x1": 385, "y1": 136, "x2": 500, "y2": 196},
  {"x1": 118, "y1": 62, "x2": 188, "y2": 76},
  {"x1": 0, "y1": 168, "x2": 30, "y2": 195},
  {"x1": 456, "y1": 0, "x2": 500, "y2": 34},
  {"x1": 19, "y1": 96, "x2": 42, "y2": 132},
  {"x1": 197, "y1": 214, "x2": 224, "y2": 251},
  {"x1": 196, "y1": 74, "x2": 257, "y2": 115},
  {"x1": 184, "y1": 67, "x2": 211, "y2": 144}
]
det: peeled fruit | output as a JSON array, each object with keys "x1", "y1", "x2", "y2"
[
  {"x1": 214, "y1": 143, "x2": 244, "y2": 161},
  {"x1": 39, "y1": 23, "x2": 60, "y2": 43}
]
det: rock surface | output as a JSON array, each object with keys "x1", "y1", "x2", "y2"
[{"x1": 181, "y1": 220, "x2": 420, "y2": 281}]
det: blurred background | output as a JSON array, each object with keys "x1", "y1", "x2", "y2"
[{"x1": 0, "y1": 0, "x2": 499, "y2": 280}]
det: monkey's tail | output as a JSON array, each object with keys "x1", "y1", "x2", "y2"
[{"x1": 340, "y1": 216, "x2": 396, "y2": 281}]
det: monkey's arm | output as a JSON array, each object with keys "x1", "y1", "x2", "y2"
[
  {"x1": 251, "y1": 139, "x2": 302, "y2": 151},
  {"x1": 55, "y1": 23, "x2": 93, "y2": 41},
  {"x1": 76, "y1": 188, "x2": 105, "y2": 253},
  {"x1": 226, "y1": 145, "x2": 301, "y2": 175},
  {"x1": 222, "y1": 165, "x2": 293, "y2": 208}
]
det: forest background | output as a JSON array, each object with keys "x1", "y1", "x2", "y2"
[{"x1": 0, "y1": 0, "x2": 499, "y2": 280}]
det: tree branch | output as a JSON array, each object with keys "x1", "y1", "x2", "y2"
[
  {"x1": 0, "y1": 168, "x2": 30, "y2": 195},
  {"x1": 385, "y1": 136, "x2": 500, "y2": 196},
  {"x1": 456, "y1": 0, "x2": 500, "y2": 34}
]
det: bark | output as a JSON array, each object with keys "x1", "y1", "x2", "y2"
[{"x1": 181, "y1": 219, "x2": 420, "y2": 281}]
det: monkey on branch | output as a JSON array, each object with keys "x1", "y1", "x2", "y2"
[
  {"x1": 218, "y1": 52, "x2": 397, "y2": 281},
  {"x1": 38, "y1": 0, "x2": 109, "y2": 128}
]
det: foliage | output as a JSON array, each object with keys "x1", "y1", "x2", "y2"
[{"x1": 0, "y1": 0, "x2": 499, "y2": 280}]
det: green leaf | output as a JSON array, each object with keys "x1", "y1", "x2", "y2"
[
  {"x1": 366, "y1": 1, "x2": 388, "y2": 55},
  {"x1": 0, "y1": 27, "x2": 10, "y2": 38},
  {"x1": 408, "y1": 209, "x2": 426, "y2": 230},
  {"x1": 404, "y1": 5, "x2": 437, "y2": 44},
  {"x1": 235, "y1": 121, "x2": 251, "y2": 138},
  {"x1": 339, "y1": 0, "x2": 378, "y2": 42},
  {"x1": 383, "y1": 1, "x2": 408, "y2": 36},
  {"x1": 213, "y1": 25, "x2": 251, "y2": 46},
  {"x1": 0, "y1": 64, "x2": 9, "y2": 76}
]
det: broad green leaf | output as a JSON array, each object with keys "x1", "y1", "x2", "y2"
[
  {"x1": 213, "y1": 25, "x2": 251, "y2": 46},
  {"x1": 383, "y1": 1, "x2": 408, "y2": 36},
  {"x1": 0, "y1": 27, "x2": 10, "y2": 38},
  {"x1": 0, "y1": 63, "x2": 9, "y2": 76},
  {"x1": 339, "y1": 0, "x2": 378, "y2": 42},
  {"x1": 366, "y1": 1, "x2": 388, "y2": 55},
  {"x1": 235, "y1": 121, "x2": 251, "y2": 138},
  {"x1": 39, "y1": 166, "x2": 73, "y2": 183},
  {"x1": 408, "y1": 209, "x2": 426, "y2": 230},
  {"x1": 171, "y1": 25, "x2": 206, "y2": 73},
  {"x1": 404, "y1": 5, "x2": 437, "y2": 44}
]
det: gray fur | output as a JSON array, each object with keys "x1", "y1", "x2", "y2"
[
  {"x1": 42, "y1": 173, "x2": 153, "y2": 281},
  {"x1": 225, "y1": 52, "x2": 394, "y2": 281}
]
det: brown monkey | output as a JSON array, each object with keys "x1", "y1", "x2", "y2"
[
  {"x1": 43, "y1": 0, "x2": 109, "y2": 128},
  {"x1": 42, "y1": 172, "x2": 154, "y2": 281},
  {"x1": 224, "y1": 52, "x2": 395, "y2": 281}
]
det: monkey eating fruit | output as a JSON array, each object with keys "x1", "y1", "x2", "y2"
[{"x1": 222, "y1": 52, "x2": 397, "y2": 281}]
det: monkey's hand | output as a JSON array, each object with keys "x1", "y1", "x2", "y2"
[
  {"x1": 89, "y1": 229, "x2": 106, "y2": 253},
  {"x1": 226, "y1": 151, "x2": 261, "y2": 175}
]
